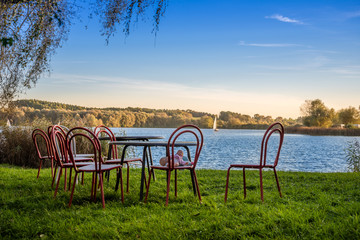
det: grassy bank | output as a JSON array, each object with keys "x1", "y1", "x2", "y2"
[{"x1": 0, "y1": 165, "x2": 359, "y2": 239}]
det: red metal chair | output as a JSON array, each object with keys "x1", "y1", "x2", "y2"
[
  {"x1": 94, "y1": 125, "x2": 142, "y2": 193},
  {"x1": 144, "y1": 124, "x2": 203, "y2": 206},
  {"x1": 224, "y1": 122, "x2": 284, "y2": 202},
  {"x1": 32, "y1": 129, "x2": 54, "y2": 178},
  {"x1": 67, "y1": 127, "x2": 123, "y2": 208},
  {"x1": 50, "y1": 125, "x2": 93, "y2": 197}
]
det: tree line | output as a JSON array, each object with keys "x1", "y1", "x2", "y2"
[
  {"x1": 1, "y1": 99, "x2": 299, "y2": 129},
  {"x1": 1, "y1": 99, "x2": 358, "y2": 129},
  {"x1": 301, "y1": 99, "x2": 360, "y2": 128}
]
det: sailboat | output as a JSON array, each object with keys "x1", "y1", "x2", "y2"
[{"x1": 213, "y1": 117, "x2": 219, "y2": 131}]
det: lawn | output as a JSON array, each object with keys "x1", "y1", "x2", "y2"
[{"x1": 0, "y1": 164, "x2": 359, "y2": 239}]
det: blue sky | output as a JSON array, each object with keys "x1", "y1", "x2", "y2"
[{"x1": 20, "y1": 0, "x2": 360, "y2": 118}]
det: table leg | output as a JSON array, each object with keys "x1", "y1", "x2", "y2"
[
  {"x1": 184, "y1": 146, "x2": 192, "y2": 162},
  {"x1": 139, "y1": 146, "x2": 148, "y2": 200},
  {"x1": 106, "y1": 143, "x2": 113, "y2": 182},
  {"x1": 115, "y1": 145, "x2": 129, "y2": 191}
]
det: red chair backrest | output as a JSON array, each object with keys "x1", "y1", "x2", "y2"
[
  {"x1": 166, "y1": 124, "x2": 203, "y2": 169},
  {"x1": 260, "y1": 122, "x2": 284, "y2": 167},
  {"x1": 67, "y1": 127, "x2": 101, "y2": 172},
  {"x1": 32, "y1": 129, "x2": 52, "y2": 160},
  {"x1": 50, "y1": 125, "x2": 69, "y2": 168},
  {"x1": 94, "y1": 125, "x2": 118, "y2": 159}
]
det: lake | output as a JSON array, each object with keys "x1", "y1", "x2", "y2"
[{"x1": 114, "y1": 128, "x2": 360, "y2": 173}]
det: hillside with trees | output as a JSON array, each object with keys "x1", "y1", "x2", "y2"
[
  {"x1": 1, "y1": 99, "x2": 359, "y2": 132},
  {"x1": 1, "y1": 99, "x2": 300, "y2": 129}
]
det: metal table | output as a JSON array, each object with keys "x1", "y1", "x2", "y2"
[
  {"x1": 99, "y1": 135, "x2": 164, "y2": 191},
  {"x1": 109, "y1": 140, "x2": 197, "y2": 200},
  {"x1": 99, "y1": 135, "x2": 164, "y2": 166},
  {"x1": 98, "y1": 136, "x2": 164, "y2": 141}
]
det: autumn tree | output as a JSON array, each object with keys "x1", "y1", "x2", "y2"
[
  {"x1": 338, "y1": 107, "x2": 360, "y2": 125},
  {"x1": 301, "y1": 99, "x2": 335, "y2": 127}
]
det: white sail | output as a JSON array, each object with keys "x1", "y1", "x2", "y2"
[{"x1": 213, "y1": 117, "x2": 219, "y2": 131}]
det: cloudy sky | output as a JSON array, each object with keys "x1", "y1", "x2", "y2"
[{"x1": 20, "y1": 0, "x2": 360, "y2": 118}]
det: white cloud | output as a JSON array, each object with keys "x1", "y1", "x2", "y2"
[
  {"x1": 266, "y1": 14, "x2": 304, "y2": 24},
  {"x1": 346, "y1": 10, "x2": 360, "y2": 19},
  {"x1": 239, "y1": 41, "x2": 300, "y2": 47}
]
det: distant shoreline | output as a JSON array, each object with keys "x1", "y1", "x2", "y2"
[
  {"x1": 122, "y1": 126, "x2": 360, "y2": 136},
  {"x1": 285, "y1": 126, "x2": 360, "y2": 136}
]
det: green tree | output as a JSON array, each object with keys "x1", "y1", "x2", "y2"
[
  {"x1": 301, "y1": 99, "x2": 334, "y2": 127},
  {"x1": 338, "y1": 107, "x2": 360, "y2": 125},
  {"x1": 199, "y1": 115, "x2": 212, "y2": 128}
]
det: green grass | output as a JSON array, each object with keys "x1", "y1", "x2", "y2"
[{"x1": 0, "y1": 164, "x2": 359, "y2": 239}]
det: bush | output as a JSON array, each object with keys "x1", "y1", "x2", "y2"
[
  {"x1": 345, "y1": 139, "x2": 360, "y2": 172},
  {"x1": 0, "y1": 126, "x2": 40, "y2": 167},
  {"x1": 0, "y1": 117, "x2": 132, "y2": 168}
]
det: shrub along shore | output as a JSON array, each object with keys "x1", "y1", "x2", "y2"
[
  {"x1": 0, "y1": 165, "x2": 359, "y2": 239},
  {"x1": 285, "y1": 126, "x2": 360, "y2": 136}
]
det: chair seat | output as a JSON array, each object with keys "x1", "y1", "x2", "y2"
[
  {"x1": 74, "y1": 153, "x2": 94, "y2": 158},
  {"x1": 78, "y1": 163, "x2": 121, "y2": 172},
  {"x1": 105, "y1": 157, "x2": 142, "y2": 164},
  {"x1": 229, "y1": 164, "x2": 275, "y2": 169},
  {"x1": 151, "y1": 164, "x2": 194, "y2": 170},
  {"x1": 62, "y1": 162, "x2": 93, "y2": 167},
  {"x1": 60, "y1": 156, "x2": 93, "y2": 162}
]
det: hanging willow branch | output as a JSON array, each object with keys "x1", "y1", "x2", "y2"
[
  {"x1": 97, "y1": 0, "x2": 167, "y2": 43},
  {"x1": 0, "y1": 0, "x2": 167, "y2": 107},
  {"x1": 0, "y1": 0, "x2": 71, "y2": 107}
]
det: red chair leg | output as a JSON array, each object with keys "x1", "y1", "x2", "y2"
[
  {"x1": 243, "y1": 168, "x2": 247, "y2": 199},
  {"x1": 259, "y1": 168, "x2": 264, "y2": 202},
  {"x1": 144, "y1": 169, "x2": 153, "y2": 203},
  {"x1": 52, "y1": 166, "x2": 58, "y2": 188},
  {"x1": 126, "y1": 163, "x2": 130, "y2": 193},
  {"x1": 99, "y1": 173, "x2": 105, "y2": 209},
  {"x1": 37, "y1": 159, "x2": 43, "y2": 178},
  {"x1": 51, "y1": 158, "x2": 54, "y2": 178},
  {"x1": 68, "y1": 168, "x2": 73, "y2": 191},
  {"x1": 175, "y1": 169, "x2": 178, "y2": 197},
  {"x1": 93, "y1": 173, "x2": 98, "y2": 202},
  {"x1": 165, "y1": 170, "x2": 171, "y2": 206},
  {"x1": 54, "y1": 168, "x2": 63, "y2": 198},
  {"x1": 273, "y1": 168, "x2": 282, "y2": 197},
  {"x1": 224, "y1": 167, "x2": 231, "y2": 202},
  {"x1": 68, "y1": 172, "x2": 78, "y2": 208},
  {"x1": 119, "y1": 168, "x2": 124, "y2": 203},
  {"x1": 192, "y1": 170, "x2": 202, "y2": 203},
  {"x1": 81, "y1": 172, "x2": 85, "y2": 185},
  {"x1": 91, "y1": 173, "x2": 96, "y2": 201},
  {"x1": 64, "y1": 168, "x2": 67, "y2": 191}
]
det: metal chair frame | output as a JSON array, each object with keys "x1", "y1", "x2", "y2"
[
  {"x1": 224, "y1": 122, "x2": 284, "y2": 202},
  {"x1": 50, "y1": 125, "x2": 93, "y2": 197},
  {"x1": 67, "y1": 127, "x2": 123, "y2": 208},
  {"x1": 94, "y1": 125, "x2": 142, "y2": 193},
  {"x1": 144, "y1": 124, "x2": 203, "y2": 206},
  {"x1": 32, "y1": 129, "x2": 54, "y2": 178}
]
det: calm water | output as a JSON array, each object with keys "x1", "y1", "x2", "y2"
[{"x1": 114, "y1": 128, "x2": 360, "y2": 173}]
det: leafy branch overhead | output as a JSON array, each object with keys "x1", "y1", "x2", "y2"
[{"x1": 0, "y1": 0, "x2": 167, "y2": 107}]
